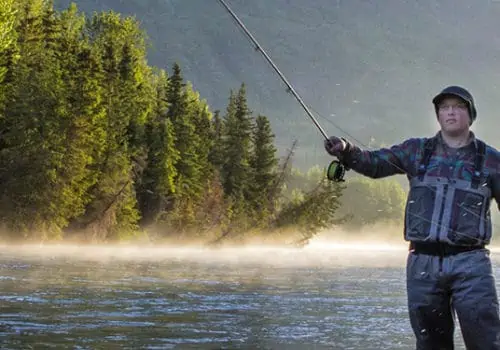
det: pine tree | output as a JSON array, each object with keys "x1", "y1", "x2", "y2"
[
  {"x1": 218, "y1": 84, "x2": 254, "y2": 231},
  {"x1": 0, "y1": 0, "x2": 75, "y2": 238},
  {"x1": 166, "y1": 66, "x2": 203, "y2": 200},
  {"x1": 138, "y1": 69, "x2": 179, "y2": 225},
  {"x1": 0, "y1": 1, "x2": 116, "y2": 239},
  {"x1": 248, "y1": 114, "x2": 278, "y2": 224},
  {"x1": 162, "y1": 65, "x2": 213, "y2": 231},
  {"x1": 166, "y1": 62, "x2": 184, "y2": 123},
  {"x1": 72, "y1": 11, "x2": 153, "y2": 241},
  {"x1": 221, "y1": 84, "x2": 253, "y2": 201},
  {"x1": 208, "y1": 110, "x2": 224, "y2": 170},
  {"x1": 191, "y1": 92, "x2": 213, "y2": 177},
  {"x1": 54, "y1": 5, "x2": 107, "y2": 237},
  {"x1": 274, "y1": 178, "x2": 345, "y2": 246},
  {"x1": 0, "y1": 0, "x2": 17, "y2": 85},
  {"x1": 172, "y1": 83, "x2": 203, "y2": 199}
]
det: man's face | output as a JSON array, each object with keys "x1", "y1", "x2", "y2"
[{"x1": 436, "y1": 96, "x2": 471, "y2": 136}]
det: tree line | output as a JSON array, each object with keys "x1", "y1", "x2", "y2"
[
  {"x1": 0, "y1": 0, "x2": 347, "y2": 244},
  {"x1": 0, "y1": 0, "x2": 408, "y2": 244}
]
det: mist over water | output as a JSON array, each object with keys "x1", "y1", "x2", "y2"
[
  {"x1": 0, "y1": 237, "x2": 409, "y2": 267},
  {"x1": 2, "y1": 234, "x2": 491, "y2": 349}
]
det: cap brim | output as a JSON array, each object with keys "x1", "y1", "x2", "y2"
[{"x1": 432, "y1": 92, "x2": 468, "y2": 105}]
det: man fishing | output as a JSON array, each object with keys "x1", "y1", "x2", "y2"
[{"x1": 325, "y1": 85, "x2": 500, "y2": 349}]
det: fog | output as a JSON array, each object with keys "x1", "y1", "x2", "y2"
[{"x1": 0, "y1": 228, "x2": 427, "y2": 269}]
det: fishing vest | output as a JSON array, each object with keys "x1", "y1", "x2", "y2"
[{"x1": 404, "y1": 137, "x2": 492, "y2": 246}]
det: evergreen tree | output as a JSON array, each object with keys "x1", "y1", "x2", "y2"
[
  {"x1": 208, "y1": 110, "x2": 224, "y2": 170},
  {"x1": 173, "y1": 83, "x2": 203, "y2": 199},
  {"x1": 166, "y1": 62, "x2": 184, "y2": 123},
  {"x1": 0, "y1": 1, "x2": 347, "y2": 244},
  {"x1": 0, "y1": 0, "x2": 17, "y2": 85},
  {"x1": 0, "y1": 0, "x2": 74, "y2": 238},
  {"x1": 163, "y1": 65, "x2": 213, "y2": 231},
  {"x1": 0, "y1": 1, "x2": 113, "y2": 239},
  {"x1": 54, "y1": 5, "x2": 108, "y2": 237},
  {"x1": 221, "y1": 84, "x2": 253, "y2": 202},
  {"x1": 156, "y1": 118, "x2": 178, "y2": 204},
  {"x1": 138, "y1": 69, "x2": 179, "y2": 225},
  {"x1": 166, "y1": 66, "x2": 203, "y2": 200},
  {"x1": 217, "y1": 84, "x2": 254, "y2": 232},
  {"x1": 73, "y1": 11, "x2": 153, "y2": 241},
  {"x1": 248, "y1": 114, "x2": 278, "y2": 224},
  {"x1": 275, "y1": 177, "x2": 345, "y2": 246},
  {"x1": 191, "y1": 91, "x2": 213, "y2": 177}
]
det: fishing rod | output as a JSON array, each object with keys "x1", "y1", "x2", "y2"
[
  {"x1": 216, "y1": 0, "x2": 346, "y2": 181},
  {"x1": 217, "y1": 0, "x2": 500, "y2": 248},
  {"x1": 217, "y1": 0, "x2": 327, "y2": 139},
  {"x1": 216, "y1": 0, "x2": 500, "y2": 246}
]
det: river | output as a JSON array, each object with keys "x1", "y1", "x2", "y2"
[{"x1": 1, "y1": 240, "x2": 492, "y2": 349}]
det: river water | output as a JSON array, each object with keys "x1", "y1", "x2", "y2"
[{"x1": 1, "y1": 240, "x2": 494, "y2": 349}]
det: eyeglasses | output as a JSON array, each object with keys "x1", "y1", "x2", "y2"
[{"x1": 438, "y1": 103, "x2": 468, "y2": 111}]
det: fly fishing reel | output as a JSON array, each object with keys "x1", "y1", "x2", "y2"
[{"x1": 327, "y1": 160, "x2": 347, "y2": 182}]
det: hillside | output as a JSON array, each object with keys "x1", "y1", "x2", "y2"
[{"x1": 54, "y1": 0, "x2": 500, "y2": 168}]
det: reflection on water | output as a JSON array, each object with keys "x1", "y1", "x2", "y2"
[{"x1": 0, "y1": 241, "x2": 491, "y2": 349}]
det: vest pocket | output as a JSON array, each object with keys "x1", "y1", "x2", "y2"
[
  {"x1": 405, "y1": 186, "x2": 436, "y2": 241},
  {"x1": 448, "y1": 190, "x2": 484, "y2": 245}
]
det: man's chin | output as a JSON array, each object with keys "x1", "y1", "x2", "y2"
[{"x1": 442, "y1": 127, "x2": 469, "y2": 137}]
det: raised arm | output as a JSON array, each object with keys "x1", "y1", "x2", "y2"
[{"x1": 325, "y1": 137, "x2": 420, "y2": 179}]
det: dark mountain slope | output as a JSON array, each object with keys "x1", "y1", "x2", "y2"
[{"x1": 54, "y1": 0, "x2": 500, "y2": 167}]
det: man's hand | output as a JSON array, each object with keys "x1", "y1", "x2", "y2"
[{"x1": 324, "y1": 136, "x2": 347, "y2": 157}]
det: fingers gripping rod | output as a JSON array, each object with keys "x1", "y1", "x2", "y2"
[{"x1": 217, "y1": 0, "x2": 330, "y2": 140}]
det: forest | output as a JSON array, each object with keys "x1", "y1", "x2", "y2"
[{"x1": 0, "y1": 0, "x2": 407, "y2": 245}]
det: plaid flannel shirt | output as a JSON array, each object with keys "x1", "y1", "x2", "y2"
[{"x1": 339, "y1": 131, "x2": 500, "y2": 210}]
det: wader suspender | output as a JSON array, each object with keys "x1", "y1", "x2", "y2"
[
  {"x1": 417, "y1": 138, "x2": 437, "y2": 181},
  {"x1": 472, "y1": 140, "x2": 486, "y2": 189},
  {"x1": 417, "y1": 137, "x2": 486, "y2": 187}
]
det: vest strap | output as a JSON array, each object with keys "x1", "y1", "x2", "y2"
[
  {"x1": 417, "y1": 137, "x2": 437, "y2": 180},
  {"x1": 417, "y1": 137, "x2": 486, "y2": 188},
  {"x1": 471, "y1": 140, "x2": 486, "y2": 189}
]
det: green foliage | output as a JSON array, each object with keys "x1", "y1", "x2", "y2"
[
  {"x1": 0, "y1": 0, "x2": 17, "y2": 84},
  {"x1": 167, "y1": 65, "x2": 201, "y2": 200},
  {"x1": 71, "y1": 10, "x2": 153, "y2": 241},
  {"x1": 137, "y1": 69, "x2": 178, "y2": 225},
  {"x1": 108, "y1": 181, "x2": 142, "y2": 241},
  {"x1": 208, "y1": 110, "x2": 224, "y2": 169},
  {"x1": 247, "y1": 115, "x2": 278, "y2": 224},
  {"x1": 337, "y1": 176, "x2": 407, "y2": 229},
  {"x1": 274, "y1": 177, "x2": 345, "y2": 244},
  {"x1": 0, "y1": 1, "x2": 353, "y2": 244},
  {"x1": 221, "y1": 84, "x2": 253, "y2": 202},
  {"x1": 0, "y1": 0, "x2": 16, "y2": 50},
  {"x1": 154, "y1": 65, "x2": 215, "y2": 232},
  {"x1": 0, "y1": 0, "x2": 108, "y2": 239}
]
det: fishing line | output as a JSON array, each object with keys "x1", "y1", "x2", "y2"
[{"x1": 216, "y1": 0, "x2": 496, "y2": 245}]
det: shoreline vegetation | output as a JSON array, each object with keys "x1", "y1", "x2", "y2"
[{"x1": 0, "y1": 0, "x2": 407, "y2": 246}]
